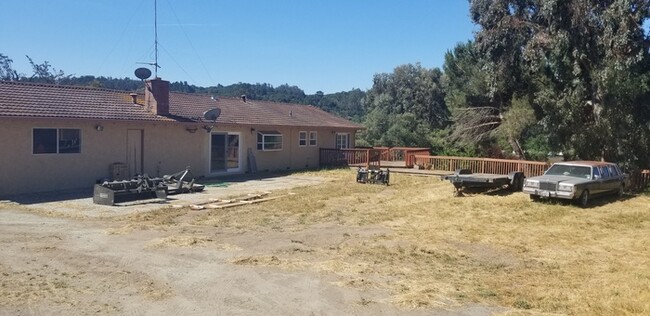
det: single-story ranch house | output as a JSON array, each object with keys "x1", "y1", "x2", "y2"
[{"x1": 0, "y1": 78, "x2": 362, "y2": 196}]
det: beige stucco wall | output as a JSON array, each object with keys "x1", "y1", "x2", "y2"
[
  {"x1": 0, "y1": 117, "x2": 357, "y2": 196},
  {"x1": 209, "y1": 124, "x2": 357, "y2": 173},
  {"x1": 0, "y1": 118, "x2": 204, "y2": 196}
]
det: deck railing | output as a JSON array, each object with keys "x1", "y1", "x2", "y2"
[
  {"x1": 319, "y1": 148, "x2": 381, "y2": 169},
  {"x1": 630, "y1": 170, "x2": 650, "y2": 192},
  {"x1": 372, "y1": 147, "x2": 430, "y2": 167},
  {"x1": 320, "y1": 147, "x2": 430, "y2": 169},
  {"x1": 404, "y1": 148, "x2": 431, "y2": 168},
  {"x1": 413, "y1": 155, "x2": 550, "y2": 177}
]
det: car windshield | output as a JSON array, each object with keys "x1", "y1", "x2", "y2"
[{"x1": 545, "y1": 164, "x2": 592, "y2": 179}]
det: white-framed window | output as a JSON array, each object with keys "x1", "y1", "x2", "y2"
[
  {"x1": 336, "y1": 132, "x2": 349, "y2": 149},
  {"x1": 298, "y1": 131, "x2": 307, "y2": 147},
  {"x1": 33, "y1": 128, "x2": 81, "y2": 154},
  {"x1": 309, "y1": 131, "x2": 317, "y2": 146},
  {"x1": 257, "y1": 131, "x2": 283, "y2": 151}
]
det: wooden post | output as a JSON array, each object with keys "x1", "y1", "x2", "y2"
[{"x1": 366, "y1": 149, "x2": 370, "y2": 169}]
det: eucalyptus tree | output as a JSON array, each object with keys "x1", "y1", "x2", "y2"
[
  {"x1": 0, "y1": 53, "x2": 20, "y2": 81},
  {"x1": 360, "y1": 63, "x2": 448, "y2": 147},
  {"x1": 443, "y1": 40, "x2": 536, "y2": 158},
  {"x1": 25, "y1": 55, "x2": 67, "y2": 84},
  {"x1": 469, "y1": 0, "x2": 650, "y2": 166}
]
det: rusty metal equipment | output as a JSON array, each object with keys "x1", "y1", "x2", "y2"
[
  {"x1": 356, "y1": 167, "x2": 390, "y2": 185},
  {"x1": 93, "y1": 168, "x2": 205, "y2": 206},
  {"x1": 93, "y1": 174, "x2": 167, "y2": 206},
  {"x1": 161, "y1": 168, "x2": 205, "y2": 194}
]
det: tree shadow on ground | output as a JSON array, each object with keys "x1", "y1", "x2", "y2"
[
  {"x1": 530, "y1": 193, "x2": 637, "y2": 208},
  {"x1": 455, "y1": 186, "x2": 517, "y2": 197}
]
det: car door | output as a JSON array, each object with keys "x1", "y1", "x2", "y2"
[
  {"x1": 598, "y1": 166, "x2": 610, "y2": 194},
  {"x1": 588, "y1": 166, "x2": 603, "y2": 194},
  {"x1": 603, "y1": 165, "x2": 622, "y2": 193}
]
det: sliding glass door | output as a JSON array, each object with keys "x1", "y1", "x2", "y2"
[{"x1": 210, "y1": 133, "x2": 240, "y2": 173}]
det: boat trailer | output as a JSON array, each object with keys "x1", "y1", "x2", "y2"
[
  {"x1": 443, "y1": 169, "x2": 524, "y2": 196},
  {"x1": 93, "y1": 168, "x2": 205, "y2": 206}
]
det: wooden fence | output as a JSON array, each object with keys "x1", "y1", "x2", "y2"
[
  {"x1": 630, "y1": 170, "x2": 650, "y2": 192},
  {"x1": 319, "y1": 148, "x2": 381, "y2": 169},
  {"x1": 374, "y1": 147, "x2": 430, "y2": 167},
  {"x1": 320, "y1": 147, "x2": 430, "y2": 168},
  {"x1": 413, "y1": 155, "x2": 550, "y2": 177}
]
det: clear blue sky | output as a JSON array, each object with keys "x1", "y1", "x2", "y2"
[{"x1": 1, "y1": 1, "x2": 476, "y2": 94}]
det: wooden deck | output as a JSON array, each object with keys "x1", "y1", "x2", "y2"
[
  {"x1": 413, "y1": 155, "x2": 549, "y2": 178},
  {"x1": 327, "y1": 148, "x2": 549, "y2": 177},
  {"x1": 321, "y1": 147, "x2": 430, "y2": 169},
  {"x1": 330, "y1": 148, "x2": 650, "y2": 191},
  {"x1": 376, "y1": 161, "x2": 408, "y2": 168}
]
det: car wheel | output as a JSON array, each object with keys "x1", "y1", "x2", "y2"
[
  {"x1": 508, "y1": 172, "x2": 524, "y2": 192},
  {"x1": 617, "y1": 185, "x2": 624, "y2": 198},
  {"x1": 514, "y1": 174, "x2": 524, "y2": 191},
  {"x1": 530, "y1": 195, "x2": 541, "y2": 202},
  {"x1": 579, "y1": 190, "x2": 590, "y2": 208}
]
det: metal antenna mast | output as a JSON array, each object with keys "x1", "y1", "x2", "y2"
[
  {"x1": 136, "y1": 0, "x2": 161, "y2": 75},
  {"x1": 134, "y1": 0, "x2": 159, "y2": 82},
  {"x1": 154, "y1": 0, "x2": 159, "y2": 77}
]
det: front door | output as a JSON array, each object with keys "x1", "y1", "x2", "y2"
[
  {"x1": 210, "y1": 133, "x2": 240, "y2": 173},
  {"x1": 127, "y1": 129, "x2": 143, "y2": 176}
]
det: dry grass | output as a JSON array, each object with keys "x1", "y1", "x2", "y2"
[
  {"x1": 189, "y1": 169, "x2": 650, "y2": 315},
  {"x1": 105, "y1": 208, "x2": 187, "y2": 234}
]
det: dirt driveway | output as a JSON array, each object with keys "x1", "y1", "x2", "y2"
[{"x1": 0, "y1": 173, "x2": 499, "y2": 316}]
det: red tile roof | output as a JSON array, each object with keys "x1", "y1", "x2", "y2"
[
  {"x1": 170, "y1": 93, "x2": 363, "y2": 128},
  {"x1": 0, "y1": 81, "x2": 363, "y2": 129},
  {"x1": 0, "y1": 80, "x2": 176, "y2": 122}
]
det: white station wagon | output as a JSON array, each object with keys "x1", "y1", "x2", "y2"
[{"x1": 523, "y1": 161, "x2": 627, "y2": 207}]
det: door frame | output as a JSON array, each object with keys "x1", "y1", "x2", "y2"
[
  {"x1": 208, "y1": 131, "x2": 242, "y2": 175},
  {"x1": 126, "y1": 129, "x2": 144, "y2": 177}
]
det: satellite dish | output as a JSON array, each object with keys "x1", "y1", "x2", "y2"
[
  {"x1": 203, "y1": 108, "x2": 221, "y2": 122},
  {"x1": 134, "y1": 67, "x2": 152, "y2": 80}
]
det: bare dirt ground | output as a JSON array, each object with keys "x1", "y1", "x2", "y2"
[{"x1": 0, "y1": 173, "x2": 500, "y2": 316}]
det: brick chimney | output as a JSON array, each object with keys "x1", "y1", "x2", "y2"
[{"x1": 144, "y1": 78, "x2": 170, "y2": 116}]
